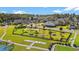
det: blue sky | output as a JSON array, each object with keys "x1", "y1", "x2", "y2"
[{"x1": 0, "y1": 7, "x2": 79, "y2": 15}]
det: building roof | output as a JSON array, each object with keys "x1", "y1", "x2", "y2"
[
  {"x1": 44, "y1": 21, "x2": 56, "y2": 27},
  {"x1": 70, "y1": 25, "x2": 76, "y2": 29}
]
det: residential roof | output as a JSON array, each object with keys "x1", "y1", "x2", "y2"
[{"x1": 44, "y1": 21, "x2": 56, "y2": 27}]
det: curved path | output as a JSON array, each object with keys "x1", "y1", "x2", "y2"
[
  {"x1": 1, "y1": 25, "x2": 78, "y2": 51},
  {"x1": 71, "y1": 31, "x2": 78, "y2": 47},
  {"x1": 51, "y1": 44, "x2": 56, "y2": 51}
]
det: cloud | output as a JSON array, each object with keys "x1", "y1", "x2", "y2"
[
  {"x1": 53, "y1": 9, "x2": 62, "y2": 13},
  {"x1": 64, "y1": 7, "x2": 76, "y2": 11},
  {"x1": 64, "y1": 7, "x2": 79, "y2": 11},
  {"x1": 0, "y1": 11, "x2": 7, "y2": 13},
  {"x1": 13, "y1": 10, "x2": 26, "y2": 14},
  {"x1": 74, "y1": 7, "x2": 79, "y2": 10}
]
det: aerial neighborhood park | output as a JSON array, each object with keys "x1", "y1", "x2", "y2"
[{"x1": 0, "y1": 7, "x2": 79, "y2": 51}]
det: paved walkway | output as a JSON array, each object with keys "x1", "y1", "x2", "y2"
[
  {"x1": 29, "y1": 26, "x2": 73, "y2": 33},
  {"x1": 1, "y1": 25, "x2": 8, "y2": 39},
  {"x1": 0, "y1": 25, "x2": 48, "y2": 51},
  {"x1": 39, "y1": 27, "x2": 72, "y2": 33},
  {"x1": 24, "y1": 40, "x2": 46, "y2": 44},
  {"x1": 1, "y1": 32, "x2": 6, "y2": 39},
  {"x1": 51, "y1": 44, "x2": 56, "y2": 51},
  {"x1": 1, "y1": 25, "x2": 76, "y2": 51},
  {"x1": 0, "y1": 39, "x2": 48, "y2": 51},
  {"x1": 24, "y1": 40, "x2": 47, "y2": 50},
  {"x1": 71, "y1": 31, "x2": 78, "y2": 47}
]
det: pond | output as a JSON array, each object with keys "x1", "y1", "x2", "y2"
[{"x1": 0, "y1": 45, "x2": 14, "y2": 51}]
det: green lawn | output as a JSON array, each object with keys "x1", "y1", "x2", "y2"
[
  {"x1": 15, "y1": 26, "x2": 70, "y2": 41},
  {"x1": 0, "y1": 26, "x2": 4, "y2": 37},
  {"x1": 3, "y1": 25, "x2": 52, "y2": 51},
  {"x1": 54, "y1": 45, "x2": 78, "y2": 51},
  {"x1": 0, "y1": 25, "x2": 77, "y2": 51},
  {"x1": 74, "y1": 30, "x2": 79, "y2": 46}
]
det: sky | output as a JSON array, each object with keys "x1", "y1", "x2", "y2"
[{"x1": 0, "y1": 7, "x2": 79, "y2": 15}]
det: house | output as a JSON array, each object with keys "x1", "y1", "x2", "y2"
[
  {"x1": 13, "y1": 19, "x2": 23, "y2": 24},
  {"x1": 13, "y1": 18, "x2": 29, "y2": 24},
  {"x1": 77, "y1": 20, "x2": 79, "y2": 25},
  {"x1": 44, "y1": 18, "x2": 66, "y2": 27},
  {"x1": 70, "y1": 25, "x2": 76, "y2": 30},
  {"x1": 57, "y1": 18, "x2": 66, "y2": 25},
  {"x1": 44, "y1": 21, "x2": 56, "y2": 27},
  {"x1": 43, "y1": 19, "x2": 49, "y2": 22}
]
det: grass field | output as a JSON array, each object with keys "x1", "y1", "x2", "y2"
[
  {"x1": 14, "y1": 26, "x2": 70, "y2": 41},
  {"x1": 2, "y1": 25, "x2": 52, "y2": 50},
  {"x1": 0, "y1": 25, "x2": 79, "y2": 51},
  {"x1": 0, "y1": 26, "x2": 4, "y2": 37},
  {"x1": 54, "y1": 45, "x2": 78, "y2": 51},
  {"x1": 74, "y1": 30, "x2": 79, "y2": 46}
]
